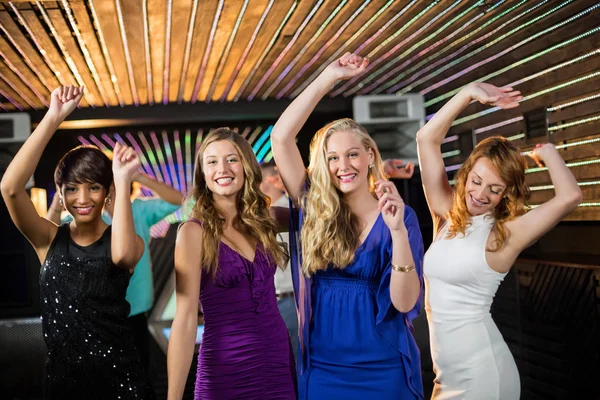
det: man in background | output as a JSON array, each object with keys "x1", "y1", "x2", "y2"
[{"x1": 260, "y1": 161, "x2": 297, "y2": 361}]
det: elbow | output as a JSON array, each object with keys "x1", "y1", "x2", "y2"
[
  {"x1": 112, "y1": 252, "x2": 139, "y2": 269},
  {"x1": 391, "y1": 296, "x2": 417, "y2": 314},
  {"x1": 567, "y1": 187, "x2": 583, "y2": 210},
  {"x1": 0, "y1": 177, "x2": 17, "y2": 198}
]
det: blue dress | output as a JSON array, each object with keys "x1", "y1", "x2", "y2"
[{"x1": 289, "y1": 204, "x2": 425, "y2": 399}]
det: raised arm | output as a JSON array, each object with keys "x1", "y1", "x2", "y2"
[
  {"x1": 271, "y1": 53, "x2": 368, "y2": 203},
  {"x1": 167, "y1": 222, "x2": 202, "y2": 400},
  {"x1": 111, "y1": 142, "x2": 144, "y2": 269},
  {"x1": 1, "y1": 86, "x2": 84, "y2": 259},
  {"x1": 416, "y1": 83, "x2": 522, "y2": 222},
  {"x1": 505, "y1": 144, "x2": 582, "y2": 253},
  {"x1": 134, "y1": 172, "x2": 184, "y2": 205}
]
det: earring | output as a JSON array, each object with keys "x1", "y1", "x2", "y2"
[
  {"x1": 58, "y1": 198, "x2": 63, "y2": 207},
  {"x1": 105, "y1": 196, "x2": 112, "y2": 206},
  {"x1": 369, "y1": 164, "x2": 374, "y2": 169}
]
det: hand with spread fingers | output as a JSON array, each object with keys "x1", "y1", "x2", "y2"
[
  {"x1": 467, "y1": 83, "x2": 522, "y2": 109},
  {"x1": 375, "y1": 180, "x2": 406, "y2": 232}
]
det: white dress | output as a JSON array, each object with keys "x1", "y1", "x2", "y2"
[{"x1": 424, "y1": 214, "x2": 520, "y2": 399}]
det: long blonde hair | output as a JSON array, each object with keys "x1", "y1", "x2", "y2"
[
  {"x1": 190, "y1": 128, "x2": 288, "y2": 277},
  {"x1": 447, "y1": 136, "x2": 530, "y2": 251},
  {"x1": 301, "y1": 118, "x2": 386, "y2": 275}
]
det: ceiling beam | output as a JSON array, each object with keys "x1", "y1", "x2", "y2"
[{"x1": 26, "y1": 97, "x2": 352, "y2": 129}]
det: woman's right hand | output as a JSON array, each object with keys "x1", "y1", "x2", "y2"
[
  {"x1": 322, "y1": 52, "x2": 369, "y2": 82},
  {"x1": 466, "y1": 83, "x2": 522, "y2": 109},
  {"x1": 48, "y1": 85, "x2": 85, "y2": 122}
]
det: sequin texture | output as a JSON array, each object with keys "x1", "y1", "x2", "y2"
[{"x1": 40, "y1": 225, "x2": 155, "y2": 399}]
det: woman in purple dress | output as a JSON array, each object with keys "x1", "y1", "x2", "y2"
[{"x1": 167, "y1": 128, "x2": 296, "y2": 400}]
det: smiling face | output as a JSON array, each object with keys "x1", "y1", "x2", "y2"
[
  {"x1": 202, "y1": 139, "x2": 245, "y2": 198},
  {"x1": 464, "y1": 157, "x2": 507, "y2": 216},
  {"x1": 61, "y1": 181, "x2": 108, "y2": 222},
  {"x1": 325, "y1": 130, "x2": 374, "y2": 195}
]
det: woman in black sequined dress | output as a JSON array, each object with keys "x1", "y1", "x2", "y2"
[{"x1": 0, "y1": 86, "x2": 155, "y2": 399}]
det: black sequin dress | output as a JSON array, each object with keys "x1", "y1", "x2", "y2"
[{"x1": 40, "y1": 224, "x2": 155, "y2": 399}]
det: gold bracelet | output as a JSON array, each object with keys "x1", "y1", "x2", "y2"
[{"x1": 391, "y1": 263, "x2": 415, "y2": 273}]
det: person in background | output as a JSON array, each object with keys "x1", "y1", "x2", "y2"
[
  {"x1": 260, "y1": 161, "x2": 298, "y2": 362},
  {"x1": 47, "y1": 163, "x2": 183, "y2": 371}
]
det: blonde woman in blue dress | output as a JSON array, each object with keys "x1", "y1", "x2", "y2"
[{"x1": 417, "y1": 82, "x2": 582, "y2": 399}]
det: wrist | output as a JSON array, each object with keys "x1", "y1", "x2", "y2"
[
  {"x1": 114, "y1": 176, "x2": 132, "y2": 187},
  {"x1": 390, "y1": 226, "x2": 408, "y2": 239},
  {"x1": 316, "y1": 71, "x2": 339, "y2": 89}
]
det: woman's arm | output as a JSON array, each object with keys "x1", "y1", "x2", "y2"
[
  {"x1": 505, "y1": 143, "x2": 582, "y2": 253},
  {"x1": 376, "y1": 181, "x2": 421, "y2": 313},
  {"x1": 111, "y1": 143, "x2": 144, "y2": 268},
  {"x1": 271, "y1": 53, "x2": 368, "y2": 203},
  {"x1": 1, "y1": 86, "x2": 84, "y2": 259},
  {"x1": 134, "y1": 172, "x2": 184, "y2": 205},
  {"x1": 416, "y1": 83, "x2": 522, "y2": 221},
  {"x1": 167, "y1": 222, "x2": 203, "y2": 400}
]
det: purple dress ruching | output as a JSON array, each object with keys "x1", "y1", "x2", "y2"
[{"x1": 189, "y1": 220, "x2": 296, "y2": 400}]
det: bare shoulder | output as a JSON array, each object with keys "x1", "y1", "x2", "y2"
[{"x1": 176, "y1": 221, "x2": 204, "y2": 250}]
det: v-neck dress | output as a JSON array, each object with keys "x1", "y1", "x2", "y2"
[
  {"x1": 186, "y1": 219, "x2": 296, "y2": 399},
  {"x1": 289, "y1": 208, "x2": 425, "y2": 399}
]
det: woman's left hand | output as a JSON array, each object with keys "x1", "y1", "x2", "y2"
[
  {"x1": 375, "y1": 180, "x2": 406, "y2": 232},
  {"x1": 112, "y1": 142, "x2": 141, "y2": 183}
]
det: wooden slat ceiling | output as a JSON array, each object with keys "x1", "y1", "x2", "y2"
[
  {"x1": 0, "y1": 0, "x2": 594, "y2": 110},
  {"x1": 2, "y1": 0, "x2": 599, "y2": 222}
]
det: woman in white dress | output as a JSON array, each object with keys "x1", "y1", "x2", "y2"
[{"x1": 416, "y1": 82, "x2": 582, "y2": 399}]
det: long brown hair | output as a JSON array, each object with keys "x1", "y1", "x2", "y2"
[
  {"x1": 301, "y1": 118, "x2": 387, "y2": 275},
  {"x1": 447, "y1": 136, "x2": 530, "y2": 251},
  {"x1": 189, "y1": 128, "x2": 288, "y2": 277}
]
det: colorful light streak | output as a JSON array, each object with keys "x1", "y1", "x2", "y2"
[
  {"x1": 36, "y1": 1, "x2": 94, "y2": 106},
  {"x1": 421, "y1": 1, "x2": 596, "y2": 99},
  {"x1": 451, "y1": 71, "x2": 600, "y2": 127},
  {"x1": 390, "y1": 0, "x2": 537, "y2": 96},
  {"x1": 176, "y1": 0, "x2": 199, "y2": 103},
  {"x1": 61, "y1": 0, "x2": 110, "y2": 106},
  {"x1": 289, "y1": 0, "x2": 405, "y2": 98},
  {"x1": 87, "y1": 0, "x2": 125, "y2": 106},
  {"x1": 205, "y1": 0, "x2": 249, "y2": 102},
  {"x1": 191, "y1": 0, "x2": 225, "y2": 103},
  {"x1": 264, "y1": 0, "x2": 350, "y2": 100},
  {"x1": 530, "y1": 180, "x2": 600, "y2": 191},
  {"x1": 162, "y1": 0, "x2": 174, "y2": 104},
  {"x1": 547, "y1": 92, "x2": 600, "y2": 112},
  {"x1": 220, "y1": 0, "x2": 274, "y2": 102},
  {"x1": 331, "y1": 1, "x2": 441, "y2": 97},
  {"x1": 276, "y1": 0, "x2": 373, "y2": 99},
  {"x1": 248, "y1": 0, "x2": 324, "y2": 101},
  {"x1": 527, "y1": 157, "x2": 600, "y2": 174},
  {"x1": 378, "y1": 0, "x2": 512, "y2": 94},
  {"x1": 353, "y1": 0, "x2": 485, "y2": 97},
  {"x1": 233, "y1": 1, "x2": 298, "y2": 102},
  {"x1": 426, "y1": 30, "x2": 600, "y2": 108}
]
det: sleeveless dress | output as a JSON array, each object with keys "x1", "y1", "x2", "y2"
[
  {"x1": 424, "y1": 214, "x2": 520, "y2": 399},
  {"x1": 186, "y1": 220, "x2": 296, "y2": 399},
  {"x1": 40, "y1": 224, "x2": 155, "y2": 399},
  {"x1": 289, "y1": 206, "x2": 425, "y2": 400}
]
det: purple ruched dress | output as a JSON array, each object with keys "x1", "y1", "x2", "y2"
[{"x1": 190, "y1": 221, "x2": 296, "y2": 399}]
